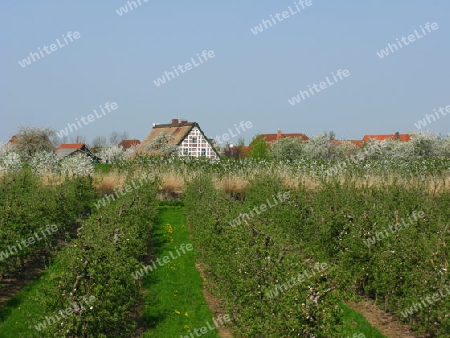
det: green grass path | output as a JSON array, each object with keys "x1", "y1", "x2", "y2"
[
  {"x1": 0, "y1": 206, "x2": 387, "y2": 338},
  {"x1": 0, "y1": 207, "x2": 218, "y2": 338},
  {"x1": 141, "y1": 207, "x2": 219, "y2": 338},
  {"x1": 339, "y1": 302, "x2": 386, "y2": 337},
  {"x1": 140, "y1": 207, "x2": 386, "y2": 338},
  {"x1": 0, "y1": 262, "x2": 61, "y2": 338}
]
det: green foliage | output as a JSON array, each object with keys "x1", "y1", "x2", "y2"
[
  {"x1": 302, "y1": 133, "x2": 334, "y2": 160},
  {"x1": 12, "y1": 126, "x2": 56, "y2": 161},
  {"x1": 270, "y1": 137, "x2": 304, "y2": 161},
  {"x1": 93, "y1": 163, "x2": 113, "y2": 174},
  {"x1": 1, "y1": 154, "x2": 449, "y2": 337},
  {"x1": 142, "y1": 208, "x2": 218, "y2": 337},
  {"x1": 184, "y1": 175, "x2": 342, "y2": 337},
  {"x1": 158, "y1": 200, "x2": 184, "y2": 207},
  {"x1": 339, "y1": 302, "x2": 386, "y2": 337},
  {"x1": 0, "y1": 169, "x2": 95, "y2": 278},
  {"x1": 247, "y1": 135, "x2": 269, "y2": 160},
  {"x1": 184, "y1": 175, "x2": 450, "y2": 337},
  {"x1": 33, "y1": 177, "x2": 159, "y2": 337}
]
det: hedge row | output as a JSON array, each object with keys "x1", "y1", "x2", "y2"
[
  {"x1": 32, "y1": 176, "x2": 159, "y2": 337},
  {"x1": 0, "y1": 170, "x2": 94, "y2": 279},
  {"x1": 184, "y1": 175, "x2": 342, "y2": 337},
  {"x1": 184, "y1": 175, "x2": 450, "y2": 337}
]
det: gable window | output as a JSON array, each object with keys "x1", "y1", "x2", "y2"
[
  {"x1": 191, "y1": 137, "x2": 197, "y2": 144},
  {"x1": 201, "y1": 148, "x2": 206, "y2": 156}
]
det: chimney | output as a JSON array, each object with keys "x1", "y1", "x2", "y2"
[
  {"x1": 171, "y1": 118, "x2": 179, "y2": 125},
  {"x1": 277, "y1": 129, "x2": 282, "y2": 140},
  {"x1": 180, "y1": 119, "x2": 187, "y2": 124}
]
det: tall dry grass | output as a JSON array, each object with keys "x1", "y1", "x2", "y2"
[
  {"x1": 92, "y1": 167, "x2": 450, "y2": 199},
  {"x1": 93, "y1": 171, "x2": 127, "y2": 196}
]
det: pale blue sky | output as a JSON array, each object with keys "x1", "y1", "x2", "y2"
[{"x1": 1, "y1": 0, "x2": 449, "y2": 144}]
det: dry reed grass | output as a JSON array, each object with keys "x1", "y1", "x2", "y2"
[
  {"x1": 158, "y1": 171, "x2": 185, "y2": 194},
  {"x1": 40, "y1": 173, "x2": 65, "y2": 186},
  {"x1": 213, "y1": 175, "x2": 249, "y2": 194},
  {"x1": 92, "y1": 169, "x2": 450, "y2": 197},
  {"x1": 93, "y1": 172, "x2": 126, "y2": 196}
]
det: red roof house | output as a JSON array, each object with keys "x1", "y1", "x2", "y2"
[
  {"x1": 247, "y1": 129, "x2": 309, "y2": 155},
  {"x1": 249, "y1": 130, "x2": 309, "y2": 147},
  {"x1": 331, "y1": 140, "x2": 364, "y2": 147},
  {"x1": 261, "y1": 130, "x2": 309, "y2": 143},
  {"x1": 118, "y1": 139, "x2": 141, "y2": 149},
  {"x1": 54, "y1": 143, "x2": 101, "y2": 162},
  {"x1": 363, "y1": 134, "x2": 411, "y2": 142},
  {"x1": 7, "y1": 135, "x2": 19, "y2": 145}
]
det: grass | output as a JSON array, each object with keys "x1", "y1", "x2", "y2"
[
  {"x1": 141, "y1": 207, "x2": 219, "y2": 338},
  {"x1": 0, "y1": 207, "x2": 218, "y2": 338},
  {"x1": 0, "y1": 262, "x2": 60, "y2": 338},
  {"x1": 339, "y1": 302, "x2": 386, "y2": 337},
  {"x1": 93, "y1": 163, "x2": 113, "y2": 174},
  {"x1": 0, "y1": 206, "x2": 388, "y2": 338}
]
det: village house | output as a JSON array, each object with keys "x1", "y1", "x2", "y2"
[
  {"x1": 244, "y1": 130, "x2": 412, "y2": 155},
  {"x1": 257, "y1": 130, "x2": 310, "y2": 144},
  {"x1": 54, "y1": 143, "x2": 101, "y2": 162},
  {"x1": 246, "y1": 129, "x2": 309, "y2": 150},
  {"x1": 118, "y1": 139, "x2": 141, "y2": 150},
  {"x1": 331, "y1": 140, "x2": 364, "y2": 147},
  {"x1": 138, "y1": 119, "x2": 219, "y2": 159},
  {"x1": 7, "y1": 135, "x2": 19, "y2": 146},
  {"x1": 362, "y1": 133, "x2": 411, "y2": 142},
  {"x1": 229, "y1": 130, "x2": 309, "y2": 158}
]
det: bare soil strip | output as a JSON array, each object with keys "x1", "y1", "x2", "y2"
[
  {"x1": 0, "y1": 224, "x2": 79, "y2": 308},
  {"x1": 195, "y1": 263, "x2": 234, "y2": 338},
  {"x1": 0, "y1": 251, "x2": 48, "y2": 307},
  {"x1": 346, "y1": 300, "x2": 425, "y2": 338}
]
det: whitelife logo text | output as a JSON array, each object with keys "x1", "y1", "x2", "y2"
[
  {"x1": 250, "y1": 0, "x2": 313, "y2": 35},
  {"x1": 132, "y1": 243, "x2": 193, "y2": 280},
  {"x1": 56, "y1": 102, "x2": 118, "y2": 138},
  {"x1": 115, "y1": 0, "x2": 149, "y2": 16},
  {"x1": 288, "y1": 69, "x2": 350, "y2": 106},
  {"x1": 153, "y1": 50, "x2": 215, "y2": 87},
  {"x1": 0, "y1": 225, "x2": 58, "y2": 262},
  {"x1": 376, "y1": 22, "x2": 438, "y2": 59},
  {"x1": 414, "y1": 104, "x2": 449, "y2": 130},
  {"x1": 229, "y1": 192, "x2": 290, "y2": 228},
  {"x1": 214, "y1": 121, "x2": 253, "y2": 145},
  {"x1": 18, "y1": 31, "x2": 81, "y2": 68}
]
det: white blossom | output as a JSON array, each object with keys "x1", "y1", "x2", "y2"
[
  {"x1": 60, "y1": 154, "x2": 94, "y2": 177},
  {"x1": 0, "y1": 151, "x2": 22, "y2": 173},
  {"x1": 30, "y1": 151, "x2": 59, "y2": 175},
  {"x1": 99, "y1": 145, "x2": 125, "y2": 164}
]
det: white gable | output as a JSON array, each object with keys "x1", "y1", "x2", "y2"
[{"x1": 179, "y1": 127, "x2": 218, "y2": 159}]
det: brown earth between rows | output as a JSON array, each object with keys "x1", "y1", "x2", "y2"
[
  {"x1": 346, "y1": 300, "x2": 426, "y2": 338},
  {"x1": 195, "y1": 263, "x2": 234, "y2": 338}
]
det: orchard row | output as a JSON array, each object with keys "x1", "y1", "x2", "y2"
[{"x1": 184, "y1": 174, "x2": 450, "y2": 337}]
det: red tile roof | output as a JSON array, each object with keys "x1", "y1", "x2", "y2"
[
  {"x1": 363, "y1": 134, "x2": 410, "y2": 142},
  {"x1": 332, "y1": 140, "x2": 364, "y2": 147},
  {"x1": 260, "y1": 132, "x2": 309, "y2": 143},
  {"x1": 119, "y1": 139, "x2": 141, "y2": 149},
  {"x1": 7, "y1": 135, "x2": 19, "y2": 144},
  {"x1": 55, "y1": 143, "x2": 84, "y2": 150}
]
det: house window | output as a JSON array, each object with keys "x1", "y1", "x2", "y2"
[
  {"x1": 183, "y1": 148, "x2": 189, "y2": 155},
  {"x1": 191, "y1": 137, "x2": 197, "y2": 144},
  {"x1": 201, "y1": 148, "x2": 206, "y2": 156}
]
